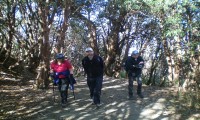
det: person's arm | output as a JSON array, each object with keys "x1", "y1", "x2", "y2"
[
  {"x1": 81, "y1": 59, "x2": 85, "y2": 70},
  {"x1": 69, "y1": 67, "x2": 73, "y2": 74},
  {"x1": 82, "y1": 58, "x2": 87, "y2": 74},
  {"x1": 99, "y1": 56, "x2": 104, "y2": 69},
  {"x1": 125, "y1": 57, "x2": 135, "y2": 71},
  {"x1": 50, "y1": 61, "x2": 55, "y2": 74},
  {"x1": 67, "y1": 60, "x2": 73, "y2": 75},
  {"x1": 66, "y1": 61, "x2": 75, "y2": 82},
  {"x1": 50, "y1": 61, "x2": 55, "y2": 78},
  {"x1": 138, "y1": 57, "x2": 144, "y2": 68}
]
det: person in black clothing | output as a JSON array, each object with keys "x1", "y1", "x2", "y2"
[
  {"x1": 82, "y1": 47, "x2": 104, "y2": 107},
  {"x1": 125, "y1": 50, "x2": 144, "y2": 99}
]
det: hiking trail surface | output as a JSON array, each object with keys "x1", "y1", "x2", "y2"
[{"x1": 0, "y1": 70, "x2": 199, "y2": 120}]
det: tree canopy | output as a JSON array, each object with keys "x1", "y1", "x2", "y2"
[{"x1": 0, "y1": 0, "x2": 199, "y2": 91}]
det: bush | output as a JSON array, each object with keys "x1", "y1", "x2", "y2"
[{"x1": 119, "y1": 70, "x2": 127, "y2": 78}]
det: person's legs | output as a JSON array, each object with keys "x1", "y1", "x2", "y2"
[
  {"x1": 128, "y1": 74, "x2": 135, "y2": 99},
  {"x1": 136, "y1": 75, "x2": 143, "y2": 98},
  {"x1": 93, "y1": 76, "x2": 103, "y2": 105},
  {"x1": 58, "y1": 81, "x2": 63, "y2": 103},
  {"x1": 87, "y1": 78, "x2": 95, "y2": 99},
  {"x1": 60, "y1": 79, "x2": 69, "y2": 104}
]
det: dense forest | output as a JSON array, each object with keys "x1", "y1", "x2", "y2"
[{"x1": 0, "y1": 0, "x2": 199, "y2": 117}]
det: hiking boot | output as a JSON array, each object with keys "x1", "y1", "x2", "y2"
[
  {"x1": 61, "y1": 104, "x2": 66, "y2": 108},
  {"x1": 61, "y1": 102, "x2": 67, "y2": 108},
  {"x1": 96, "y1": 103, "x2": 102, "y2": 108},
  {"x1": 137, "y1": 93, "x2": 144, "y2": 98},
  {"x1": 61, "y1": 99, "x2": 67, "y2": 104},
  {"x1": 91, "y1": 102, "x2": 95, "y2": 105},
  {"x1": 129, "y1": 96, "x2": 136, "y2": 100},
  {"x1": 89, "y1": 98, "x2": 93, "y2": 102}
]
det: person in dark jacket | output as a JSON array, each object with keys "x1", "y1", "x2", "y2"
[
  {"x1": 125, "y1": 50, "x2": 144, "y2": 99},
  {"x1": 82, "y1": 47, "x2": 104, "y2": 107}
]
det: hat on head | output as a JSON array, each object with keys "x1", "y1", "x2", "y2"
[
  {"x1": 85, "y1": 47, "x2": 93, "y2": 52},
  {"x1": 131, "y1": 50, "x2": 139, "y2": 56},
  {"x1": 56, "y1": 53, "x2": 64, "y2": 59}
]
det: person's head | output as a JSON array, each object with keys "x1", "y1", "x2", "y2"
[
  {"x1": 85, "y1": 47, "x2": 94, "y2": 57},
  {"x1": 131, "y1": 50, "x2": 139, "y2": 58},
  {"x1": 55, "y1": 53, "x2": 65, "y2": 62}
]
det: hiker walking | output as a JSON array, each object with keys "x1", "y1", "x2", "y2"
[
  {"x1": 82, "y1": 47, "x2": 104, "y2": 107},
  {"x1": 125, "y1": 50, "x2": 144, "y2": 100},
  {"x1": 50, "y1": 53, "x2": 75, "y2": 107}
]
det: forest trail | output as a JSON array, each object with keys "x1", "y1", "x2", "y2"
[{"x1": 0, "y1": 70, "x2": 199, "y2": 120}]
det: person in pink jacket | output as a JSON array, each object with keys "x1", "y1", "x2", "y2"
[{"x1": 50, "y1": 53, "x2": 74, "y2": 107}]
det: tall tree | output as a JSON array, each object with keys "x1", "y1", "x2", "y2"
[{"x1": 1, "y1": 0, "x2": 17, "y2": 66}]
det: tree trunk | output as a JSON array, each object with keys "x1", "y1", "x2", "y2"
[
  {"x1": 2, "y1": 1, "x2": 16, "y2": 67},
  {"x1": 57, "y1": 0, "x2": 71, "y2": 53},
  {"x1": 35, "y1": 1, "x2": 53, "y2": 89},
  {"x1": 87, "y1": 20, "x2": 99, "y2": 54},
  {"x1": 73, "y1": 11, "x2": 99, "y2": 54},
  {"x1": 35, "y1": 32, "x2": 51, "y2": 89},
  {"x1": 104, "y1": 23, "x2": 121, "y2": 76}
]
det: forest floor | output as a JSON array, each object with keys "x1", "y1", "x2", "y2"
[{"x1": 0, "y1": 67, "x2": 200, "y2": 120}]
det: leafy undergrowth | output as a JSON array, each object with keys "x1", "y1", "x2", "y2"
[
  {"x1": 0, "y1": 67, "x2": 199, "y2": 120},
  {"x1": 168, "y1": 90, "x2": 200, "y2": 119}
]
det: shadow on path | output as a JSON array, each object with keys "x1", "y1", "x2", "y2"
[
  {"x1": 20, "y1": 77, "x2": 182, "y2": 119},
  {"x1": 1, "y1": 75, "x2": 199, "y2": 120}
]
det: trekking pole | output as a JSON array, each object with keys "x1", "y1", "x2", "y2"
[
  {"x1": 53, "y1": 82, "x2": 55, "y2": 102},
  {"x1": 72, "y1": 85, "x2": 75, "y2": 100},
  {"x1": 50, "y1": 73, "x2": 56, "y2": 102},
  {"x1": 70, "y1": 82, "x2": 75, "y2": 100},
  {"x1": 69, "y1": 75, "x2": 75, "y2": 100}
]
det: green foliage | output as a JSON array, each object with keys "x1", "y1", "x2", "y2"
[
  {"x1": 119, "y1": 70, "x2": 127, "y2": 78},
  {"x1": 124, "y1": 0, "x2": 141, "y2": 10},
  {"x1": 141, "y1": 75, "x2": 149, "y2": 84},
  {"x1": 177, "y1": 90, "x2": 200, "y2": 109}
]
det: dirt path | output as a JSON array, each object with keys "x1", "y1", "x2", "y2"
[{"x1": 1, "y1": 73, "x2": 199, "y2": 120}]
